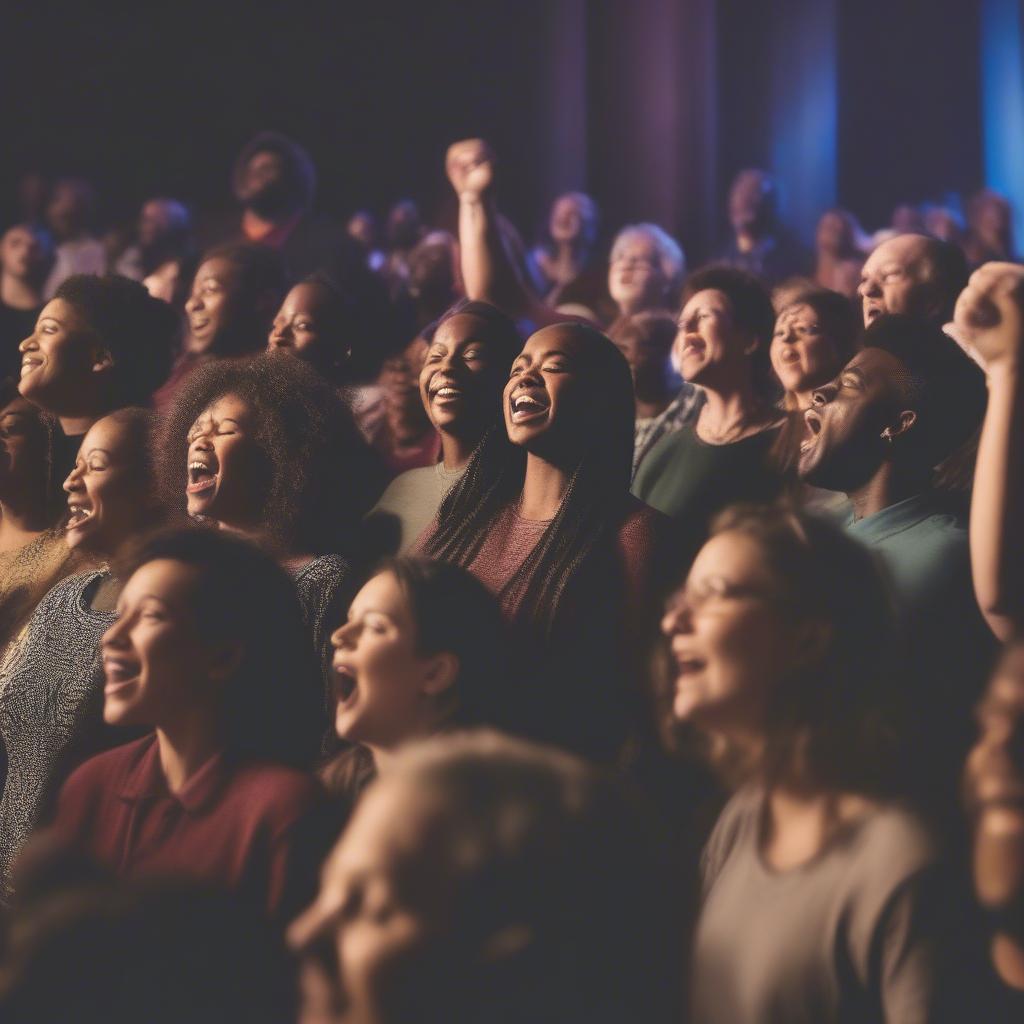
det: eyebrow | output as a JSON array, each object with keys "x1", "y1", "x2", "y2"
[
  {"x1": 841, "y1": 366, "x2": 867, "y2": 384},
  {"x1": 82, "y1": 447, "x2": 112, "y2": 458},
  {"x1": 514, "y1": 348, "x2": 570, "y2": 362}
]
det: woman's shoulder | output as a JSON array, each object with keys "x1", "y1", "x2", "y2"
[
  {"x1": 293, "y1": 553, "x2": 350, "y2": 590},
  {"x1": 33, "y1": 567, "x2": 109, "y2": 613},
  {"x1": 843, "y1": 801, "x2": 938, "y2": 879},
  {"x1": 61, "y1": 734, "x2": 155, "y2": 797}
]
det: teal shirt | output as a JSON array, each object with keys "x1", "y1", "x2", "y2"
[
  {"x1": 631, "y1": 423, "x2": 786, "y2": 566},
  {"x1": 847, "y1": 494, "x2": 995, "y2": 809}
]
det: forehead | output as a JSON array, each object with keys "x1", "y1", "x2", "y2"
[
  {"x1": 3, "y1": 226, "x2": 34, "y2": 246},
  {"x1": 124, "y1": 558, "x2": 202, "y2": 605},
  {"x1": 432, "y1": 313, "x2": 493, "y2": 347},
  {"x1": 520, "y1": 324, "x2": 586, "y2": 358},
  {"x1": 682, "y1": 288, "x2": 730, "y2": 317},
  {"x1": 845, "y1": 346, "x2": 907, "y2": 382},
  {"x1": 282, "y1": 282, "x2": 330, "y2": 313},
  {"x1": 194, "y1": 257, "x2": 240, "y2": 287},
  {"x1": 614, "y1": 232, "x2": 657, "y2": 256},
  {"x1": 777, "y1": 302, "x2": 815, "y2": 324},
  {"x1": 351, "y1": 570, "x2": 410, "y2": 618},
  {"x1": 199, "y1": 392, "x2": 253, "y2": 421},
  {"x1": 248, "y1": 149, "x2": 285, "y2": 171},
  {"x1": 864, "y1": 236, "x2": 928, "y2": 272},
  {"x1": 39, "y1": 298, "x2": 84, "y2": 330},
  {"x1": 81, "y1": 414, "x2": 134, "y2": 454},
  {"x1": 690, "y1": 529, "x2": 773, "y2": 585}
]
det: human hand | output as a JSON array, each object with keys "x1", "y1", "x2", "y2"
[
  {"x1": 445, "y1": 139, "x2": 496, "y2": 201},
  {"x1": 952, "y1": 262, "x2": 1024, "y2": 375}
]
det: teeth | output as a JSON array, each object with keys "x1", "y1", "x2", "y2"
[
  {"x1": 435, "y1": 387, "x2": 460, "y2": 397},
  {"x1": 512, "y1": 395, "x2": 545, "y2": 411},
  {"x1": 67, "y1": 505, "x2": 92, "y2": 525}
]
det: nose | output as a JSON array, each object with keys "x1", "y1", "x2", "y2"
[
  {"x1": 63, "y1": 462, "x2": 84, "y2": 493},
  {"x1": 18, "y1": 333, "x2": 37, "y2": 353},
  {"x1": 269, "y1": 319, "x2": 291, "y2": 347},
  {"x1": 101, "y1": 613, "x2": 130, "y2": 650},
  {"x1": 330, "y1": 620, "x2": 356, "y2": 650},
  {"x1": 858, "y1": 276, "x2": 880, "y2": 299},
  {"x1": 811, "y1": 380, "x2": 837, "y2": 407},
  {"x1": 185, "y1": 292, "x2": 202, "y2": 314},
  {"x1": 661, "y1": 591, "x2": 694, "y2": 637}
]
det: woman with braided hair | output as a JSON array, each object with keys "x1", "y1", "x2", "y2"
[{"x1": 422, "y1": 321, "x2": 671, "y2": 761}]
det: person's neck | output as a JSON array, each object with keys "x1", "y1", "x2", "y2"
[
  {"x1": 59, "y1": 412, "x2": 100, "y2": 438},
  {"x1": 155, "y1": 718, "x2": 222, "y2": 794},
  {"x1": 847, "y1": 461, "x2": 925, "y2": 522},
  {"x1": 764, "y1": 783, "x2": 874, "y2": 871},
  {"x1": 242, "y1": 207, "x2": 285, "y2": 240},
  {"x1": 519, "y1": 452, "x2": 570, "y2": 521},
  {"x1": 367, "y1": 744, "x2": 393, "y2": 775},
  {"x1": 0, "y1": 496, "x2": 48, "y2": 552},
  {"x1": 697, "y1": 380, "x2": 770, "y2": 441},
  {"x1": 440, "y1": 430, "x2": 476, "y2": 470},
  {"x1": 0, "y1": 273, "x2": 41, "y2": 311},
  {"x1": 735, "y1": 227, "x2": 764, "y2": 254}
]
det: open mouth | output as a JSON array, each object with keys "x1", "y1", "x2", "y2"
[
  {"x1": 187, "y1": 459, "x2": 217, "y2": 495},
  {"x1": 680, "y1": 339, "x2": 706, "y2": 361},
  {"x1": 673, "y1": 652, "x2": 706, "y2": 677},
  {"x1": 430, "y1": 381, "x2": 465, "y2": 405},
  {"x1": 864, "y1": 305, "x2": 883, "y2": 324},
  {"x1": 800, "y1": 408, "x2": 823, "y2": 454},
  {"x1": 333, "y1": 664, "x2": 359, "y2": 709},
  {"x1": 509, "y1": 389, "x2": 549, "y2": 424},
  {"x1": 190, "y1": 318, "x2": 211, "y2": 335},
  {"x1": 103, "y1": 654, "x2": 140, "y2": 693},
  {"x1": 66, "y1": 502, "x2": 94, "y2": 531}
]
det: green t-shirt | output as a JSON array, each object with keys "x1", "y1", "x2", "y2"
[{"x1": 631, "y1": 423, "x2": 787, "y2": 566}]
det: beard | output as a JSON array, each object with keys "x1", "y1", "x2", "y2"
[{"x1": 244, "y1": 179, "x2": 297, "y2": 221}]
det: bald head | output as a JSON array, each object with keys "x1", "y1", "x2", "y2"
[{"x1": 858, "y1": 233, "x2": 968, "y2": 327}]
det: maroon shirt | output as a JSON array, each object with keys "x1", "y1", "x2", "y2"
[{"x1": 52, "y1": 735, "x2": 323, "y2": 918}]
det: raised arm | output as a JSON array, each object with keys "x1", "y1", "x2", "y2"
[
  {"x1": 445, "y1": 139, "x2": 564, "y2": 328},
  {"x1": 953, "y1": 263, "x2": 1024, "y2": 641}
]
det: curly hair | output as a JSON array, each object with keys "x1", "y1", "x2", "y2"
[
  {"x1": 53, "y1": 274, "x2": 179, "y2": 407},
  {"x1": 155, "y1": 352, "x2": 384, "y2": 557}
]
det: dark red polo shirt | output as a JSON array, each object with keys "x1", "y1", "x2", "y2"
[{"x1": 52, "y1": 735, "x2": 324, "y2": 919}]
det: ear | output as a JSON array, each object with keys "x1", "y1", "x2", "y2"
[
  {"x1": 91, "y1": 348, "x2": 115, "y2": 374},
  {"x1": 421, "y1": 652, "x2": 459, "y2": 697},
  {"x1": 207, "y1": 642, "x2": 244, "y2": 685},
  {"x1": 880, "y1": 409, "x2": 917, "y2": 443}
]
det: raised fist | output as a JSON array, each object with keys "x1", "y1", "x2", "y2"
[
  {"x1": 445, "y1": 139, "x2": 496, "y2": 200},
  {"x1": 952, "y1": 262, "x2": 1024, "y2": 373}
]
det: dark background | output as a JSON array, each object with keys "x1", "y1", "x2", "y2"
[{"x1": 0, "y1": 0, "x2": 1011, "y2": 263}]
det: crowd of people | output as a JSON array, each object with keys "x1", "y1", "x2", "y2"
[{"x1": 0, "y1": 130, "x2": 1021, "y2": 1022}]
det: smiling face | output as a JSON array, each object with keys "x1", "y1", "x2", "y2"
[
  {"x1": 63, "y1": 414, "x2": 152, "y2": 555},
  {"x1": 331, "y1": 571, "x2": 452, "y2": 752},
  {"x1": 184, "y1": 258, "x2": 247, "y2": 355},
  {"x1": 770, "y1": 303, "x2": 842, "y2": 402},
  {"x1": 101, "y1": 558, "x2": 226, "y2": 730},
  {"x1": 419, "y1": 313, "x2": 509, "y2": 441},
  {"x1": 268, "y1": 282, "x2": 347, "y2": 375},
  {"x1": 0, "y1": 396, "x2": 48, "y2": 504},
  {"x1": 858, "y1": 235, "x2": 937, "y2": 327},
  {"x1": 18, "y1": 299, "x2": 100, "y2": 413},
  {"x1": 661, "y1": 530, "x2": 804, "y2": 739},
  {"x1": 608, "y1": 233, "x2": 668, "y2": 315},
  {"x1": 185, "y1": 393, "x2": 270, "y2": 527},
  {"x1": 797, "y1": 347, "x2": 912, "y2": 491},
  {"x1": 504, "y1": 325, "x2": 593, "y2": 457}
]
